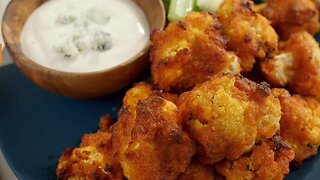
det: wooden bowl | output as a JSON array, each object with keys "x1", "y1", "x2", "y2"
[{"x1": 2, "y1": 0, "x2": 165, "y2": 98}]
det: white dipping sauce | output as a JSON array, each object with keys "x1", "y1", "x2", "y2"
[{"x1": 20, "y1": 0, "x2": 150, "y2": 73}]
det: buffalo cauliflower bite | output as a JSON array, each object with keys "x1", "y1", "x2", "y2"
[
  {"x1": 260, "y1": 0, "x2": 320, "y2": 40},
  {"x1": 178, "y1": 74, "x2": 281, "y2": 164},
  {"x1": 150, "y1": 11, "x2": 241, "y2": 93},
  {"x1": 261, "y1": 31, "x2": 320, "y2": 97},
  {"x1": 112, "y1": 84, "x2": 196, "y2": 180},
  {"x1": 56, "y1": 116, "x2": 124, "y2": 180},
  {"x1": 272, "y1": 88, "x2": 320, "y2": 165},
  {"x1": 216, "y1": 0, "x2": 278, "y2": 72},
  {"x1": 215, "y1": 136, "x2": 295, "y2": 180}
]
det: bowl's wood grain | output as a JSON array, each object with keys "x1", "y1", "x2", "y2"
[{"x1": 2, "y1": 0, "x2": 165, "y2": 98}]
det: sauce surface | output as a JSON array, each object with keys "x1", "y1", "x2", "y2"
[{"x1": 20, "y1": 0, "x2": 150, "y2": 73}]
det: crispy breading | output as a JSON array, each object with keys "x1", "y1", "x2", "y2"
[
  {"x1": 272, "y1": 88, "x2": 320, "y2": 165},
  {"x1": 162, "y1": 92, "x2": 180, "y2": 105},
  {"x1": 150, "y1": 11, "x2": 241, "y2": 93},
  {"x1": 122, "y1": 82, "x2": 153, "y2": 114},
  {"x1": 216, "y1": 0, "x2": 278, "y2": 72},
  {"x1": 261, "y1": 31, "x2": 320, "y2": 97},
  {"x1": 178, "y1": 74, "x2": 281, "y2": 164},
  {"x1": 260, "y1": 0, "x2": 320, "y2": 39},
  {"x1": 112, "y1": 84, "x2": 196, "y2": 180},
  {"x1": 177, "y1": 160, "x2": 216, "y2": 180},
  {"x1": 99, "y1": 115, "x2": 115, "y2": 132},
  {"x1": 56, "y1": 116, "x2": 124, "y2": 180},
  {"x1": 216, "y1": 136, "x2": 295, "y2": 180}
]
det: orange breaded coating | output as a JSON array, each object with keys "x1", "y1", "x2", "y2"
[
  {"x1": 216, "y1": 136, "x2": 295, "y2": 180},
  {"x1": 56, "y1": 116, "x2": 124, "y2": 180},
  {"x1": 121, "y1": 82, "x2": 153, "y2": 114},
  {"x1": 151, "y1": 11, "x2": 241, "y2": 93},
  {"x1": 178, "y1": 74, "x2": 281, "y2": 164},
  {"x1": 260, "y1": 0, "x2": 320, "y2": 40},
  {"x1": 112, "y1": 85, "x2": 196, "y2": 180},
  {"x1": 261, "y1": 31, "x2": 320, "y2": 97},
  {"x1": 272, "y1": 88, "x2": 320, "y2": 165},
  {"x1": 110, "y1": 82, "x2": 152, "y2": 178},
  {"x1": 216, "y1": 0, "x2": 278, "y2": 72},
  {"x1": 178, "y1": 160, "x2": 217, "y2": 180}
]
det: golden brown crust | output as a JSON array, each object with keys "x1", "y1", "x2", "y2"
[
  {"x1": 261, "y1": 0, "x2": 320, "y2": 39},
  {"x1": 178, "y1": 74, "x2": 281, "y2": 164},
  {"x1": 272, "y1": 88, "x2": 320, "y2": 164},
  {"x1": 110, "y1": 83, "x2": 153, "y2": 176},
  {"x1": 150, "y1": 11, "x2": 241, "y2": 93},
  {"x1": 162, "y1": 92, "x2": 180, "y2": 105},
  {"x1": 177, "y1": 160, "x2": 216, "y2": 180},
  {"x1": 216, "y1": 136, "x2": 295, "y2": 180},
  {"x1": 98, "y1": 115, "x2": 114, "y2": 132},
  {"x1": 56, "y1": 124, "x2": 124, "y2": 180},
  {"x1": 122, "y1": 82, "x2": 153, "y2": 114},
  {"x1": 216, "y1": 0, "x2": 278, "y2": 72},
  {"x1": 112, "y1": 84, "x2": 196, "y2": 180},
  {"x1": 261, "y1": 31, "x2": 320, "y2": 97}
]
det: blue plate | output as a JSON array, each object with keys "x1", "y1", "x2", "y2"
[
  {"x1": 0, "y1": 50, "x2": 126, "y2": 179},
  {"x1": 1, "y1": 42, "x2": 320, "y2": 179}
]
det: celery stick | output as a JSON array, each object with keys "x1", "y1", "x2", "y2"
[
  {"x1": 168, "y1": 0, "x2": 196, "y2": 21},
  {"x1": 197, "y1": 0, "x2": 224, "y2": 13},
  {"x1": 163, "y1": 0, "x2": 171, "y2": 13}
]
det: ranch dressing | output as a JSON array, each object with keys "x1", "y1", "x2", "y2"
[{"x1": 20, "y1": 0, "x2": 150, "y2": 73}]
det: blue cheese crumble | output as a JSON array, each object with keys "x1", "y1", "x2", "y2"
[
  {"x1": 54, "y1": 6, "x2": 113, "y2": 60},
  {"x1": 72, "y1": 30, "x2": 89, "y2": 52},
  {"x1": 91, "y1": 30, "x2": 112, "y2": 51},
  {"x1": 86, "y1": 5, "x2": 111, "y2": 25},
  {"x1": 56, "y1": 11, "x2": 78, "y2": 25},
  {"x1": 54, "y1": 41, "x2": 79, "y2": 60}
]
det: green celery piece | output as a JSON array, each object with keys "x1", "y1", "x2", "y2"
[
  {"x1": 196, "y1": 0, "x2": 224, "y2": 13},
  {"x1": 163, "y1": 0, "x2": 171, "y2": 13},
  {"x1": 168, "y1": 0, "x2": 196, "y2": 21}
]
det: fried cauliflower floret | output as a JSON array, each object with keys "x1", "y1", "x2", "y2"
[
  {"x1": 56, "y1": 116, "x2": 123, "y2": 180},
  {"x1": 272, "y1": 88, "x2": 320, "y2": 165},
  {"x1": 178, "y1": 74, "x2": 281, "y2": 164},
  {"x1": 260, "y1": 52, "x2": 294, "y2": 87},
  {"x1": 178, "y1": 160, "x2": 218, "y2": 180},
  {"x1": 261, "y1": 31, "x2": 320, "y2": 97},
  {"x1": 216, "y1": 0, "x2": 278, "y2": 72},
  {"x1": 122, "y1": 82, "x2": 153, "y2": 114},
  {"x1": 112, "y1": 89, "x2": 196, "y2": 180},
  {"x1": 260, "y1": 0, "x2": 320, "y2": 40},
  {"x1": 216, "y1": 136, "x2": 295, "y2": 180},
  {"x1": 151, "y1": 11, "x2": 241, "y2": 93}
]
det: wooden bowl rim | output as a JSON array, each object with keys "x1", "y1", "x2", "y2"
[{"x1": 2, "y1": 0, "x2": 166, "y2": 76}]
